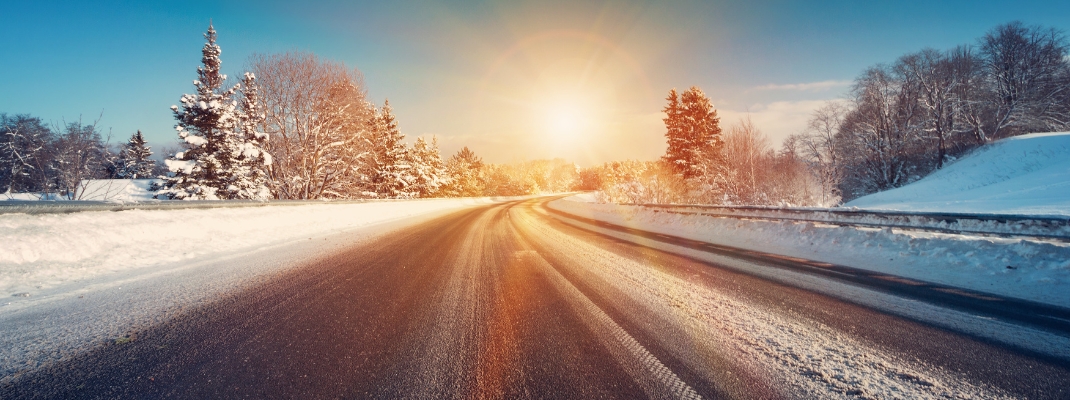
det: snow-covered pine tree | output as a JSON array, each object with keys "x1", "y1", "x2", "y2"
[
  {"x1": 441, "y1": 146, "x2": 484, "y2": 197},
  {"x1": 662, "y1": 86, "x2": 722, "y2": 179},
  {"x1": 367, "y1": 100, "x2": 413, "y2": 198},
  {"x1": 661, "y1": 88, "x2": 687, "y2": 175},
  {"x1": 156, "y1": 24, "x2": 271, "y2": 200},
  {"x1": 113, "y1": 131, "x2": 156, "y2": 179},
  {"x1": 407, "y1": 136, "x2": 447, "y2": 197},
  {"x1": 230, "y1": 72, "x2": 272, "y2": 200}
]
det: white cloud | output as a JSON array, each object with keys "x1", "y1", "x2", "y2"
[
  {"x1": 750, "y1": 80, "x2": 852, "y2": 92},
  {"x1": 718, "y1": 100, "x2": 836, "y2": 147}
]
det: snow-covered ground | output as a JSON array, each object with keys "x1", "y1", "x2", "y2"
[
  {"x1": 73, "y1": 179, "x2": 160, "y2": 201},
  {"x1": 847, "y1": 131, "x2": 1070, "y2": 215},
  {"x1": 0, "y1": 198, "x2": 498, "y2": 299},
  {"x1": 0, "y1": 179, "x2": 160, "y2": 202},
  {"x1": 0, "y1": 192, "x2": 64, "y2": 201},
  {"x1": 549, "y1": 196, "x2": 1070, "y2": 308}
]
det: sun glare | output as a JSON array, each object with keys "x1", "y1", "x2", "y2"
[
  {"x1": 546, "y1": 102, "x2": 586, "y2": 137},
  {"x1": 536, "y1": 91, "x2": 599, "y2": 143}
]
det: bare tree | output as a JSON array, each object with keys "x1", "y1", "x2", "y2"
[
  {"x1": 980, "y1": 21, "x2": 1070, "y2": 137},
  {"x1": 51, "y1": 120, "x2": 111, "y2": 199},
  {"x1": 767, "y1": 144, "x2": 825, "y2": 206},
  {"x1": 720, "y1": 117, "x2": 771, "y2": 204},
  {"x1": 897, "y1": 49, "x2": 962, "y2": 169},
  {"x1": 248, "y1": 52, "x2": 375, "y2": 199},
  {"x1": 837, "y1": 65, "x2": 925, "y2": 200},
  {"x1": 0, "y1": 114, "x2": 54, "y2": 195},
  {"x1": 795, "y1": 101, "x2": 847, "y2": 204},
  {"x1": 946, "y1": 46, "x2": 991, "y2": 144}
]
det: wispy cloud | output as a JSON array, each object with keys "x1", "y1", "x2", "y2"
[{"x1": 751, "y1": 80, "x2": 852, "y2": 92}]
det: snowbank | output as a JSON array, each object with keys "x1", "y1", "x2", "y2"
[
  {"x1": 0, "y1": 193, "x2": 63, "y2": 201},
  {"x1": 550, "y1": 196, "x2": 1070, "y2": 308},
  {"x1": 0, "y1": 198, "x2": 495, "y2": 297},
  {"x1": 847, "y1": 132, "x2": 1070, "y2": 215},
  {"x1": 0, "y1": 179, "x2": 160, "y2": 202},
  {"x1": 75, "y1": 179, "x2": 160, "y2": 201},
  {"x1": 567, "y1": 192, "x2": 599, "y2": 203}
]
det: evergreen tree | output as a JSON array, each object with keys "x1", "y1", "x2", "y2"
[
  {"x1": 662, "y1": 89, "x2": 685, "y2": 174},
  {"x1": 407, "y1": 136, "x2": 446, "y2": 197},
  {"x1": 441, "y1": 146, "x2": 484, "y2": 197},
  {"x1": 113, "y1": 131, "x2": 156, "y2": 179},
  {"x1": 662, "y1": 86, "x2": 722, "y2": 179},
  {"x1": 231, "y1": 72, "x2": 272, "y2": 199},
  {"x1": 367, "y1": 99, "x2": 413, "y2": 198},
  {"x1": 156, "y1": 24, "x2": 271, "y2": 200}
]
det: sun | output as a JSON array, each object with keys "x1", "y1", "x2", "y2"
[
  {"x1": 547, "y1": 104, "x2": 585, "y2": 136},
  {"x1": 539, "y1": 95, "x2": 593, "y2": 141}
]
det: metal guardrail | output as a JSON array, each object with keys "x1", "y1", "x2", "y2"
[
  {"x1": 622, "y1": 203, "x2": 1070, "y2": 241},
  {"x1": 0, "y1": 196, "x2": 535, "y2": 216}
]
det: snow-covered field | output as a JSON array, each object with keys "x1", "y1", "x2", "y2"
[
  {"x1": 549, "y1": 197, "x2": 1070, "y2": 308},
  {"x1": 847, "y1": 131, "x2": 1070, "y2": 215}
]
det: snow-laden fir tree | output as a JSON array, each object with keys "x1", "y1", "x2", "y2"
[
  {"x1": 441, "y1": 146, "x2": 484, "y2": 197},
  {"x1": 407, "y1": 136, "x2": 447, "y2": 197},
  {"x1": 366, "y1": 99, "x2": 413, "y2": 198},
  {"x1": 662, "y1": 89, "x2": 685, "y2": 173},
  {"x1": 112, "y1": 130, "x2": 156, "y2": 179},
  {"x1": 662, "y1": 86, "x2": 722, "y2": 179},
  {"x1": 156, "y1": 24, "x2": 271, "y2": 200},
  {"x1": 230, "y1": 72, "x2": 272, "y2": 199}
]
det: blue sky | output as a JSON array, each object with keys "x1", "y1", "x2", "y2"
[{"x1": 2, "y1": 0, "x2": 1069, "y2": 165}]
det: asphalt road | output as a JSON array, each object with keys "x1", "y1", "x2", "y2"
[{"x1": 4, "y1": 197, "x2": 1069, "y2": 399}]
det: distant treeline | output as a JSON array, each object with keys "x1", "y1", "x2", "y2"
[{"x1": 0, "y1": 114, "x2": 162, "y2": 199}]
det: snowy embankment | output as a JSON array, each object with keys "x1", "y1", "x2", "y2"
[
  {"x1": 0, "y1": 198, "x2": 495, "y2": 299},
  {"x1": 847, "y1": 131, "x2": 1070, "y2": 215},
  {"x1": 549, "y1": 195, "x2": 1070, "y2": 308}
]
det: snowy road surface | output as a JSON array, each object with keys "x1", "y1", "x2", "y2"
[{"x1": 2, "y1": 197, "x2": 1069, "y2": 399}]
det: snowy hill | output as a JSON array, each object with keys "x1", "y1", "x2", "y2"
[{"x1": 846, "y1": 132, "x2": 1070, "y2": 216}]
